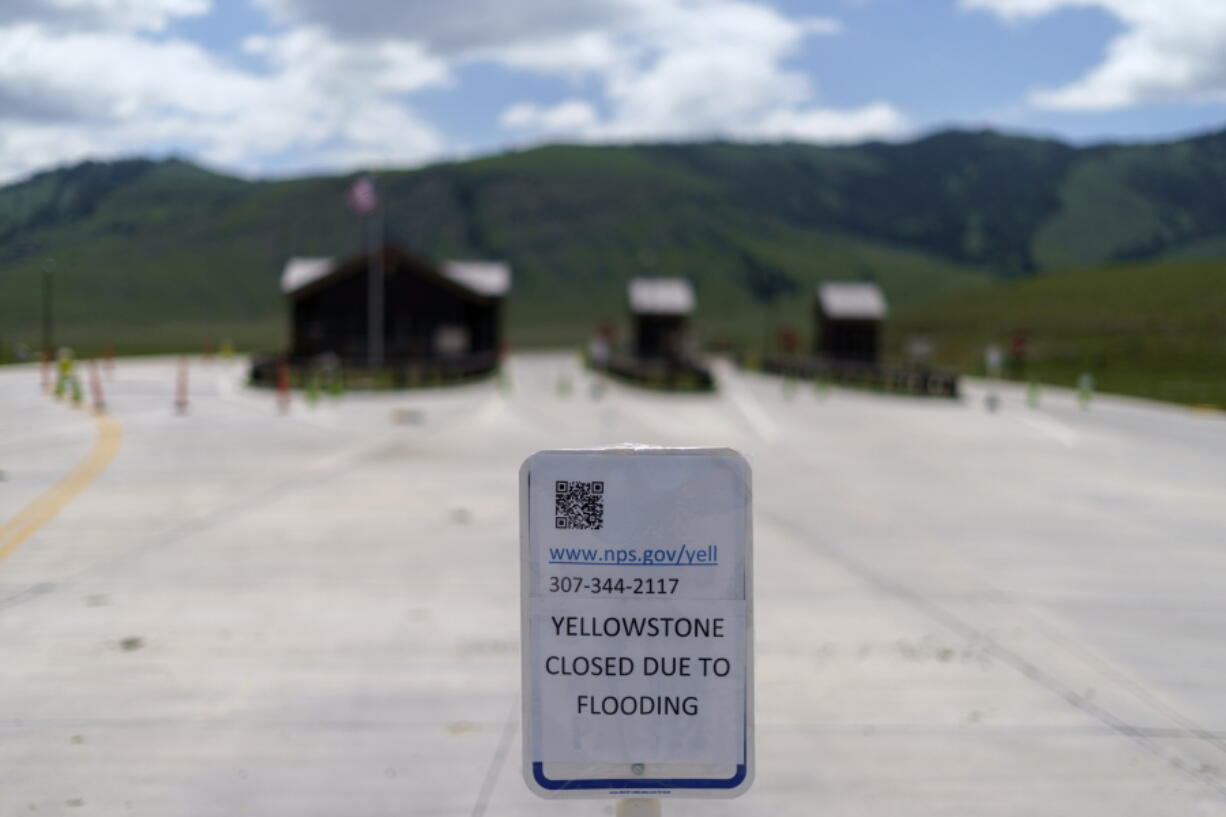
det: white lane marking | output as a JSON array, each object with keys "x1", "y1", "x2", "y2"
[
  {"x1": 1016, "y1": 414, "x2": 1079, "y2": 448},
  {"x1": 713, "y1": 363, "x2": 779, "y2": 442}
]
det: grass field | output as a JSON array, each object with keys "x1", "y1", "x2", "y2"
[
  {"x1": 4, "y1": 259, "x2": 1222, "y2": 408},
  {"x1": 889, "y1": 259, "x2": 1226, "y2": 406}
]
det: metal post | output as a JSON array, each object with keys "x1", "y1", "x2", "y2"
[
  {"x1": 615, "y1": 799, "x2": 660, "y2": 817},
  {"x1": 41, "y1": 258, "x2": 54, "y2": 356},
  {"x1": 367, "y1": 200, "x2": 385, "y2": 373},
  {"x1": 276, "y1": 357, "x2": 291, "y2": 414},
  {"x1": 984, "y1": 343, "x2": 1002, "y2": 413},
  {"x1": 88, "y1": 359, "x2": 106, "y2": 414},
  {"x1": 174, "y1": 355, "x2": 189, "y2": 415}
]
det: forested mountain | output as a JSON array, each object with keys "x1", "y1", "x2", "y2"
[{"x1": 2, "y1": 127, "x2": 1226, "y2": 353}]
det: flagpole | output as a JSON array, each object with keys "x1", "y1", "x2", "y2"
[{"x1": 366, "y1": 176, "x2": 384, "y2": 372}]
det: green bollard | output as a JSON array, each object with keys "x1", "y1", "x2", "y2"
[
  {"x1": 70, "y1": 375, "x2": 84, "y2": 407},
  {"x1": 498, "y1": 368, "x2": 511, "y2": 394},
  {"x1": 813, "y1": 375, "x2": 830, "y2": 399},
  {"x1": 782, "y1": 375, "x2": 796, "y2": 400},
  {"x1": 1027, "y1": 380, "x2": 1040, "y2": 408},
  {"x1": 1077, "y1": 373, "x2": 1094, "y2": 410},
  {"x1": 305, "y1": 370, "x2": 320, "y2": 406},
  {"x1": 54, "y1": 348, "x2": 75, "y2": 399},
  {"x1": 556, "y1": 374, "x2": 572, "y2": 397}
]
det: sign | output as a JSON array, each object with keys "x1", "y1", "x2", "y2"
[{"x1": 520, "y1": 447, "x2": 754, "y2": 798}]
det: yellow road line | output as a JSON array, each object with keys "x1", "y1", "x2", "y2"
[{"x1": 0, "y1": 412, "x2": 122, "y2": 563}]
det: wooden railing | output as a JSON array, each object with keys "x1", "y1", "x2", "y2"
[
  {"x1": 249, "y1": 350, "x2": 501, "y2": 389},
  {"x1": 588, "y1": 352, "x2": 716, "y2": 392},
  {"x1": 746, "y1": 354, "x2": 959, "y2": 398}
]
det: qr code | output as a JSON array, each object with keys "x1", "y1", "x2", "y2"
[{"x1": 555, "y1": 480, "x2": 604, "y2": 530}]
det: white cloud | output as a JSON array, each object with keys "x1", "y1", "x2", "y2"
[
  {"x1": 595, "y1": 0, "x2": 813, "y2": 137},
  {"x1": 493, "y1": 0, "x2": 905, "y2": 144},
  {"x1": 501, "y1": 100, "x2": 600, "y2": 132},
  {"x1": 256, "y1": 0, "x2": 629, "y2": 52},
  {"x1": 242, "y1": 27, "x2": 449, "y2": 98},
  {"x1": 0, "y1": 19, "x2": 449, "y2": 183},
  {"x1": 0, "y1": 0, "x2": 209, "y2": 32},
  {"x1": 0, "y1": 0, "x2": 908, "y2": 183},
  {"x1": 755, "y1": 102, "x2": 908, "y2": 142},
  {"x1": 254, "y1": 0, "x2": 903, "y2": 144},
  {"x1": 961, "y1": 0, "x2": 1078, "y2": 20},
  {"x1": 486, "y1": 32, "x2": 620, "y2": 77},
  {"x1": 964, "y1": 0, "x2": 1226, "y2": 110}
]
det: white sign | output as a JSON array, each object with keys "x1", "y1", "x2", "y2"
[{"x1": 520, "y1": 447, "x2": 754, "y2": 798}]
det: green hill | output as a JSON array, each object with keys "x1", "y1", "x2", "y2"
[
  {"x1": 0, "y1": 129, "x2": 1224, "y2": 380},
  {"x1": 891, "y1": 259, "x2": 1226, "y2": 406}
]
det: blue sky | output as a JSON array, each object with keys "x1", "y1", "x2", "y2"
[{"x1": 2, "y1": 0, "x2": 1226, "y2": 183}]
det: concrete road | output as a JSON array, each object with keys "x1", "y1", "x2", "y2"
[{"x1": 1, "y1": 353, "x2": 1224, "y2": 816}]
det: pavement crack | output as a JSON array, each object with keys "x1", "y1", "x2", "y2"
[
  {"x1": 470, "y1": 695, "x2": 519, "y2": 817},
  {"x1": 763, "y1": 508, "x2": 1226, "y2": 802}
]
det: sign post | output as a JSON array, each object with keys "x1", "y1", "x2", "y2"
[{"x1": 520, "y1": 447, "x2": 754, "y2": 800}]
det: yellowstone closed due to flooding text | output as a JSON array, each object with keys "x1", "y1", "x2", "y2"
[{"x1": 521, "y1": 448, "x2": 754, "y2": 799}]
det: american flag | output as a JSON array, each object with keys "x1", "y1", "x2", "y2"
[{"x1": 346, "y1": 175, "x2": 378, "y2": 215}]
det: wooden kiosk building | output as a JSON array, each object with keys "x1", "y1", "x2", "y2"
[
  {"x1": 814, "y1": 282, "x2": 887, "y2": 363},
  {"x1": 628, "y1": 277, "x2": 696, "y2": 361},
  {"x1": 750, "y1": 279, "x2": 958, "y2": 397},
  {"x1": 258, "y1": 245, "x2": 510, "y2": 385},
  {"x1": 587, "y1": 277, "x2": 713, "y2": 390}
]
